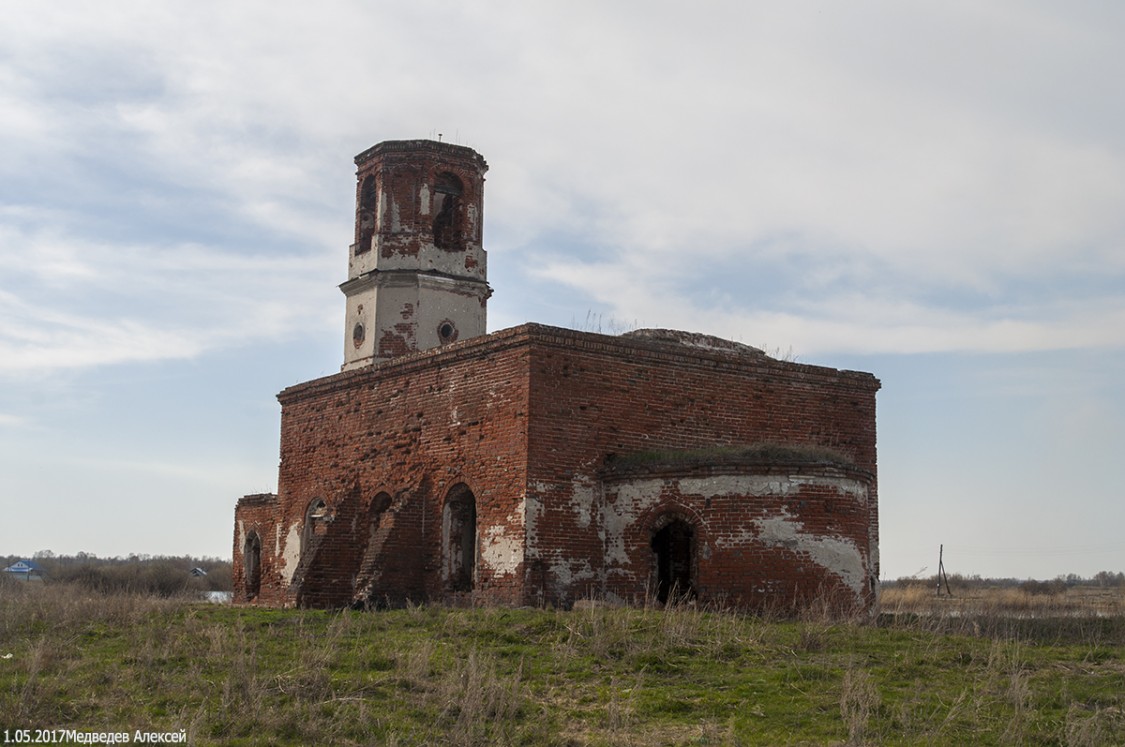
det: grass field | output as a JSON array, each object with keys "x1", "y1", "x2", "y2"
[
  {"x1": 881, "y1": 582, "x2": 1125, "y2": 619},
  {"x1": 2, "y1": 582, "x2": 1124, "y2": 745}
]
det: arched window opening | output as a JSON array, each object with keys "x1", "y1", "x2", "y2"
[
  {"x1": 302, "y1": 499, "x2": 329, "y2": 554},
  {"x1": 357, "y1": 176, "x2": 378, "y2": 254},
  {"x1": 651, "y1": 518, "x2": 694, "y2": 604},
  {"x1": 432, "y1": 172, "x2": 463, "y2": 251},
  {"x1": 370, "y1": 493, "x2": 392, "y2": 532},
  {"x1": 442, "y1": 485, "x2": 476, "y2": 592},
  {"x1": 244, "y1": 531, "x2": 262, "y2": 599}
]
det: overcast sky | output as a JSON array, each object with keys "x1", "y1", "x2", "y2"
[{"x1": 2, "y1": 1, "x2": 1123, "y2": 580}]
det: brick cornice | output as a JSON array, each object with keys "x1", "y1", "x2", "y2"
[
  {"x1": 278, "y1": 322, "x2": 880, "y2": 405},
  {"x1": 354, "y1": 139, "x2": 488, "y2": 172}
]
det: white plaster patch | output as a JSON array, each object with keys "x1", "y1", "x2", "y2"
[
  {"x1": 525, "y1": 477, "x2": 599, "y2": 534},
  {"x1": 602, "y1": 480, "x2": 666, "y2": 566},
  {"x1": 605, "y1": 474, "x2": 871, "y2": 599},
  {"x1": 673, "y1": 474, "x2": 867, "y2": 503},
  {"x1": 752, "y1": 512, "x2": 866, "y2": 596},
  {"x1": 568, "y1": 476, "x2": 598, "y2": 529},
  {"x1": 480, "y1": 497, "x2": 525, "y2": 578},
  {"x1": 279, "y1": 524, "x2": 301, "y2": 585},
  {"x1": 523, "y1": 491, "x2": 542, "y2": 552},
  {"x1": 548, "y1": 556, "x2": 595, "y2": 589}
]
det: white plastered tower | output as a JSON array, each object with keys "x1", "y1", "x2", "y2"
[{"x1": 340, "y1": 140, "x2": 491, "y2": 370}]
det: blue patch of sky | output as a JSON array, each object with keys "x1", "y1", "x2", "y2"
[
  {"x1": 493, "y1": 210, "x2": 614, "y2": 262},
  {"x1": 814, "y1": 350, "x2": 1116, "y2": 490},
  {"x1": 824, "y1": 347, "x2": 1125, "y2": 577},
  {"x1": 832, "y1": 348, "x2": 1125, "y2": 508},
  {"x1": 487, "y1": 227, "x2": 616, "y2": 327},
  {"x1": 669, "y1": 238, "x2": 1123, "y2": 320},
  {"x1": 7, "y1": 266, "x2": 232, "y2": 327},
  {"x1": 3, "y1": 161, "x2": 317, "y2": 257},
  {"x1": 833, "y1": 348, "x2": 1125, "y2": 405},
  {"x1": 488, "y1": 262, "x2": 594, "y2": 330},
  {"x1": 664, "y1": 248, "x2": 876, "y2": 311},
  {"x1": 1, "y1": 334, "x2": 336, "y2": 471},
  {"x1": 12, "y1": 34, "x2": 164, "y2": 95}
]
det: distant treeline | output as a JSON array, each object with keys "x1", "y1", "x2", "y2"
[
  {"x1": 2, "y1": 552, "x2": 232, "y2": 596},
  {"x1": 888, "y1": 571, "x2": 1125, "y2": 594}
]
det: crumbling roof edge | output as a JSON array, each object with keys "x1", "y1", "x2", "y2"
[
  {"x1": 237, "y1": 493, "x2": 279, "y2": 507},
  {"x1": 277, "y1": 322, "x2": 880, "y2": 404}
]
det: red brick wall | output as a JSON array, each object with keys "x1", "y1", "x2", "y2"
[
  {"x1": 602, "y1": 463, "x2": 876, "y2": 612},
  {"x1": 522, "y1": 326, "x2": 879, "y2": 608},
  {"x1": 231, "y1": 493, "x2": 280, "y2": 604},
  {"x1": 236, "y1": 329, "x2": 532, "y2": 607},
  {"x1": 233, "y1": 324, "x2": 880, "y2": 612},
  {"x1": 353, "y1": 139, "x2": 487, "y2": 263}
]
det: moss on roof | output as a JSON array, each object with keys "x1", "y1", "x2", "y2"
[{"x1": 604, "y1": 442, "x2": 855, "y2": 473}]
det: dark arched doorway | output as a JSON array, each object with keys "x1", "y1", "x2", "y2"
[
  {"x1": 244, "y1": 531, "x2": 262, "y2": 599},
  {"x1": 651, "y1": 519, "x2": 694, "y2": 604},
  {"x1": 442, "y1": 484, "x2": 476, "y2": 592}
]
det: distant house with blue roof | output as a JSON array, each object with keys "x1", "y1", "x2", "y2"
[{"x1": 2, "y1": 559, "x2": 44, "y2": 582}]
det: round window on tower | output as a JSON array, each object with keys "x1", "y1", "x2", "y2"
[
  {"x1": 353, "y1": 322, "x2": 366, "y2": 348},
  {"x1": 437, "y1": 320, "x2": 458, "y2": 344}
]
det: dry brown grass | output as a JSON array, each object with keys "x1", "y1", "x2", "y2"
[
  {"x1": 880, "y1": 583, "x2": 1125, "y2": 619},
  {"x1": 840, "y1": 664, "x2": 880, "y2": 745},
  {"x1": 0, "y1": 577, "x2": 181, "y2": 628},
  {"x1": 3, "y1": 580, "x2": 1125, "y2": 744}
]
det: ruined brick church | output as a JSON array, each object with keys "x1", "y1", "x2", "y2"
[{"x1": 232, "y1": 139, "x2": 881, "y2": 613}]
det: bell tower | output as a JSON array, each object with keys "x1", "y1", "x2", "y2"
[{"x1": 340, "y1": 139, "x2": 491, "y2": 370}]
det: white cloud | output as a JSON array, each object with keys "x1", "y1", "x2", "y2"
[
  {"x1": 0, "y1": 413, "x2": 26, "y2": 428},
  {"x1": 2, "y1": 0, "x2": 1123, "y2": 371},
  {"x1": 1, "y1": 0, "x2": 1124, "y2": 575},
  {"x1": 529, "y1": 255, "x2": 1125, "y2": 355},
  {"x1": 0, "y1": 224, "x2": 338, "y2": 376}
]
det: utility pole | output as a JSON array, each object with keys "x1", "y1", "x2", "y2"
[{"x1": 936, "y1": 544, "x2": 953, "y2": 597}]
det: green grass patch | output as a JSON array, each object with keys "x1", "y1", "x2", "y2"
[{"x1": 1, "y1": 584, "x2": 1124, "y2": 745}]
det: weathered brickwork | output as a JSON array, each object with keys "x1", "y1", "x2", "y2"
[
  {"x1": 521, "y1": 327, "x2": 879, "y2": 611},
  {"x1": 235, "y1": 330, "x2": 532, "y2": 608},
  {"x1": 600, "y1": 463, "x2": 876, "y2": 613},
  {"x1": 231, "y1": 493, "x2": 279, "y2": 602},
  {"x1": 342, "y1": 140, "x2": 491, "y2": 370},
  {"x1": 232, "y1": 138, "x2": 880, "y2": 614},
  {"x1": 234, "y1": 324, "x2": 880, "y2": 612}
]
